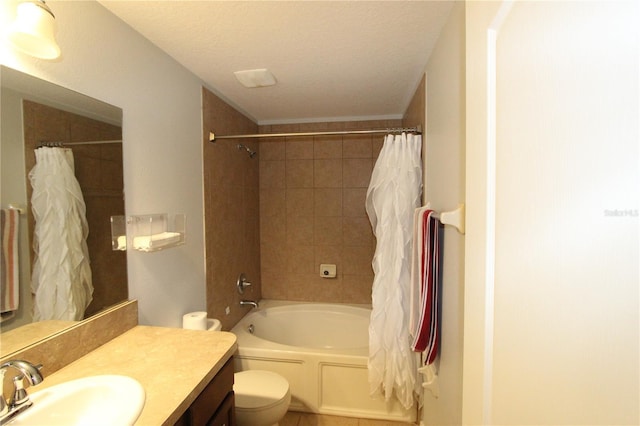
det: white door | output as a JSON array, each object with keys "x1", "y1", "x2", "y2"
[{"x1": 464, "y1": 1, "x2": 639, "y2": 425}]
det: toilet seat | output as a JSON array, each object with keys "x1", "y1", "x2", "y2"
[{"x1": 234, "y1": 370, "x2": 290, "y2": 410}]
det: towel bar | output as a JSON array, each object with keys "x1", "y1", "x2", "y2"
[{"x1": 425, "y1": 203, "x2": 465, "y2": 234}]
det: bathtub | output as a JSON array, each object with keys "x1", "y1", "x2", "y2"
[{"x1": 230, "y1": 300, "x2": 416, "y2": 422}]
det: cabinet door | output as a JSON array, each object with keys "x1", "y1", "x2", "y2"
[
  {"x1": 174, "y1": 358, "x2": 235, "y2": 426},
  {"x1": 207, "y1": 392, "x2": 236, "y2": 426}
]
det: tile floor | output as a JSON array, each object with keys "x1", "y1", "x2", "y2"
[{"x1": 281, "y1": 412, "x2": 413, "y2": 426}]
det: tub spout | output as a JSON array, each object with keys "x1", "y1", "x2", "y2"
[{"x1": 240, "y1": 300, "x2": 259, "y2": 309}]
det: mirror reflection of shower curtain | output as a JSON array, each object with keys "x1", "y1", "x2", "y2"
[
  {"x1": 366, "y1": 133, "x2": 423, "y2": 410},
  {"x1": 29, "y1": 147, "x2": 93, "y2": 321}
]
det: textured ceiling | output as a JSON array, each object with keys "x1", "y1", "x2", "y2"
[{"x1": 98, "y1": 1, "x2": 454, "y2": 124}]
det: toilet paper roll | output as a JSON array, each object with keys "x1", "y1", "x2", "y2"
[{"x1": 183, "y1": 311, "x2": 208, "y2": 330}]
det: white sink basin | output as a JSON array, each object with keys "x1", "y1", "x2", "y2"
[{"x1": 6, "y1": 375, "x2": 145, "y2": 426}]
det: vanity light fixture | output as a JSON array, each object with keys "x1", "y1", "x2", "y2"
[{"x1": 6, "y1": 0, "x2": 61, "y2": 60}]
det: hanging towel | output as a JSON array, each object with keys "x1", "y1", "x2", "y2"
[
  {"x1": 133, "y1": 231, "x2": 181, "y2": 251},
  {"x1": 410, "y1": 206, "x2": 430, "y2": 337},
  {"x1": 1, "y1": 209, "x2": 20, "y2": 314},
  {"x1": 411, "y1": 209, "x2": 441, "y2": 365}
]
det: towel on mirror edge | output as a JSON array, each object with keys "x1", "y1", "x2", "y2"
[
  {"x1": 410, "y1": 208, "x2": 441, "y2": 365},
  {"x1": 1, "y1": 209, "x2": 20, "y2": 313}
]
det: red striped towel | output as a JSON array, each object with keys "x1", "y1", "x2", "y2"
[
  {"x1": 1, "y1": 209, "x2": 20, "y2": 313},
  {"x1": 411, "y1": 209, "x2": 441, "y2": 365}
]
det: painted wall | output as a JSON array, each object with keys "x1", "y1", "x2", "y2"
[
  {"x1": 464, "y1": 1, "x2": 638, "y2": 424},
  {"x1": 421, "y1": 2, "x2": 466, "y2": 424},
  {"x1": 1, "y1": 0, "x2": 209, "y2": 327}
]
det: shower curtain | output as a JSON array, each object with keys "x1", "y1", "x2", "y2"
[
  {"x1": 366, "y1": 132, "x2": 423, "y2": 409},
  {"x1": 29, "y1": 147, "x2": 93, "y2": 321}
]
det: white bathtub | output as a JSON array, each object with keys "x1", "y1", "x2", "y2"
[{"x1": 230, "y1": 300, "x2": 416, "y2": 422}]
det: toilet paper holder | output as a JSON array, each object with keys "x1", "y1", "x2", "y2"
[{"x1": 236, "y1": 273, "x2": 252, "y2": 294}]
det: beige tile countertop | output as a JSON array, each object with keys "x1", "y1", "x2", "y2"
[{"x1": 30, "y1": 325, "x2": 237, "y2": 426}]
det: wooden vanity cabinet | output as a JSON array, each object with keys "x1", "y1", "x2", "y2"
[{"x1": 175, "y1": 358, "x2": 236, "y2": 426}]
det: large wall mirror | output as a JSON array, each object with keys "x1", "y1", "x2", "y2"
[{"x1": 0, "y1": 66, "x2": 128, "y2": 355}]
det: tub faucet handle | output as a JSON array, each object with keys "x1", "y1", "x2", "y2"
[{"x1": 237, "y1": 273, "x2": 252, "y2": 294}]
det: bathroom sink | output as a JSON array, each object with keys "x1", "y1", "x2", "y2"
[{"x1": 6, "y1": 375, "x2": 145, "y2": 425}]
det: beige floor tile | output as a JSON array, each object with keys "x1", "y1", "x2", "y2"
[
  {"x1": 284, "y1": 411, "x2": 414, "y2": 426},
  {"x1": 357, "y1": 418, "x2": 412, "y2": 426},
  {"x1": 297, "y1": 413, "x2": 359, "y2": 426},
  {"x1": 281, "y1": 411, "x2": 303, "y2": 426}
]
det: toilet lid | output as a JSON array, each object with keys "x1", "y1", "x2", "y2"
[{"x1": 234, "y1": 370, "x2": 290, "y2": 410}]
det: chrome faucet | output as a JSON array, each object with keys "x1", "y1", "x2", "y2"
[
  {"x1": 240, "y1": 300, "x2": 259, "y2": 309},
  {"x1": 0, "y1": 360, "x2": 44, "y2": 423}
]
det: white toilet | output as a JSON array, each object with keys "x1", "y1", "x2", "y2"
[{"x1": 233, "y1": 370, "x2": 291, "y2": 426}]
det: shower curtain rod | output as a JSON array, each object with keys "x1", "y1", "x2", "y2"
[
  {"x1": 209, "y1": 125, "x2": 422, "y2": 142},
  {"x1": 37, "y1": 139, "x2": 122, "y2": 148}
]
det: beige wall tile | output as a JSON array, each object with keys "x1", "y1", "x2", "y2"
[
  {"x1": 343, "y1": 159, "x2": 373, "y2": 188},
  {"x1": 315, "y1": 216, "x2": 343, "y2": 246},
  {"x1": 342, "y1": 275, "x2": 374, "y2": 303},
  {"x1": 261, "y1": 188, "x2": 286, "y2": 218},
  {"x1": 286, "y1": 159, "x2": 314, "y2": 188},
  {"x1": 269, "y1": 123, "x2": 300, "y2": 133},
  {"x1": 343, "y1": 217, "x2": 374, "y2": 247},
  {"x1": 260, "y1": 215, "x2": 286, "y2": 246},
  {"x1": 261, "y1": 243, "x2": 287, "y2": 274},
  {"x1": 286, "y1": 137, "x2": 314, "y2": 159},
  {"x1": 260, "y1": 160, "x2": 286, "y2": 188},
  {"x1": 286, "y1": 244, "x2": 315, "y2": 274},
  {"x1": 259, "y1": 138, "x2": 286, "y2": 160},
  {"x1": 373, "y1": 138, "x2": 384, "y2": 159},
  {"x1": 287, "y1": 215, "x2": 314, "y2": 245},
  {"x1": 287, "y1": 188, "x2": 314, "y2": 217},
  {"x1": 343, "y1": 245, "x2": 374, "y2": 275},
  {"x1": 285, "y1": 273, "x2": 321, "y2": 301},
  {"x1": 261, "y1": 271, "x2": 287, "y2": 299},
  {"x1": 343, "y1": 188, "x2": 368, "y2": 217},
  {"x1": 314, "y1": 159, "x2": 343, "y2": 188},
  {"x1": 314, "y1": 135, "x2": 343, "y2": 159},
  {"x1": 343, "y1": 134, "x2": 373, "y2": 158},
  {"x1": 314, "y1": 188, "x2": 343, "y2": 217}
]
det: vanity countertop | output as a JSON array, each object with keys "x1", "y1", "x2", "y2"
[
  {"x1": 1, "y1": 320, "x2": 76, "y2": 356},
  {"x1": 30, "y1": 325, "x2": 237, "y2": 425}
]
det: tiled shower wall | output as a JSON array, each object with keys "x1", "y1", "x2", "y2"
[
  {"x1": 202, "y1": 85, "x2": 419, "y2": 324},
  {"x1": 202, "y1": 88, "x2": 260, "y2": 331},
  {"x1": 258, "y1": 120, "x2": 402, "y2": 304}
]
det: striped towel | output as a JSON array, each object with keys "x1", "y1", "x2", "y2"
[
  {"x1": 410, "y1": 209, "x2": 441, "y2": 365},
  {"x1": 1, "y1": 209, "x2": 20, "y2": 313}
]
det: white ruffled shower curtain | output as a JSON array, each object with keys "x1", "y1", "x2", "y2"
[
  {"x1": 29, "y1": 147, "x2": 93, "y2": 321},
  {"x1": 366, "y1": 133, "x2": 423, "y2": 409}
]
